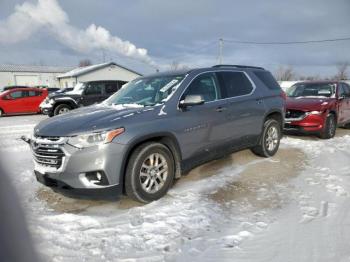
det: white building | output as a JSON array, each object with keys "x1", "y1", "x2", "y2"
[
  {"x1": 0, "y1": 64, "x2": 73, "y2": 88},
  {"x1": 57, "y1": 62, "x2": 142, "y2": 88}
]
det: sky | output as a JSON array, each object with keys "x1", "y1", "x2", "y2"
[{"x1": 0, "y1": 0, "x2": 349, "y2": 77}]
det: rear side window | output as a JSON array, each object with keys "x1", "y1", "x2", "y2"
[
  {"x1": 216, "y1": 71, "x2": 253, "y2": 98},
  {"x1": 105, "y1": 82, "x2": 120, "y2": 94},
  {"x1": 254, "y1": 71, "x2": 281, "y2": 90},
  {"x1": 28, "y1": 91, "x2": 41, "y2": 97}
]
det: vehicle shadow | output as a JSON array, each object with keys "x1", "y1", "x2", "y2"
[
  {"x1": 208, "y1": 147, "x2": 305, "y2": 211},
  {"x1": 36, "y1": 188, "x2": 142, "y2": 213}
]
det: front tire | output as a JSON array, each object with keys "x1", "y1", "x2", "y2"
[
  {"x1": 54, "y1": 104, "x2": 71, "y2": 116},
  {"x1": 251, "y1": 119, "x2": 281, "y2": 157},
  {"x1": 125, "y1": 142, "x2": 175, "y2": 203},
  {"x1": 0, "y1": 108, "x2": 3, "y2": 117},
  {"x1": 319, "y1": 114, "x2": 336, "y2": 139}
]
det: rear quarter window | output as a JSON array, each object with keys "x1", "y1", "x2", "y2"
[{"x1": 254, "y1": 71, "x2": 281, "y2": 90}]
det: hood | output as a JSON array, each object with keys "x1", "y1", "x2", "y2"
[
  {"x1": 48, "y1": 92, "x2": 81, "y2": 99},
  {"x1": 34, "y1": 104, "x2": 153, "y2": 137},
  {"x1": 286, "y1": 97, "x2": 334, "y2": 111}
]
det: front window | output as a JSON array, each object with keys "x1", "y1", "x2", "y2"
[
  {"x1": 105, "y1": 75, "x2": 185, "y2": 106},
  {"x1": 286, "y1": 83, "x2": 336, "y2": 98},
  {"x1": 183, "y1": 73, "x2": 219, "y2": 102}
]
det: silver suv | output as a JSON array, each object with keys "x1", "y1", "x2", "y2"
[{"x1": 25, "y1": 65, "x2": 285, "y2": 203}]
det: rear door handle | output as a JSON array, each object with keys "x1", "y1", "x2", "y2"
[{"x1": 215, "y1": 106, "x2": 227, "y2": 112}]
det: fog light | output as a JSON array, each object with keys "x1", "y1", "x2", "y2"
[{"x1": 79, "y1": 171, "x2": 109, "y2": 187}]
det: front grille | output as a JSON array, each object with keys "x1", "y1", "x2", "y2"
[
  {"x1": 285, "y1": 110, "x2": 306, "y2": 119},
  {"x1": 32, "y1": 141, "x2": 65, "y2": 169},
  {"x1": 34, "y1": 136, "x2": 61, "y2": 141}
]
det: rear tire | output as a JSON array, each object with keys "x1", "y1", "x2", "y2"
[
  {"x1": 251, "y1": 119, "x2": 281, "y2": 157},
  {"x1": 54, "y1": 104, "x2": 71, "y2": 116},
  {"x1": 125, "y1": 142, "x2": 175, "y2": 203},
  {"x1": 0, "y1": 108, "x2": 3, "y2": 117},
  {"x1": 319, "y1": 114, "x2": 336, "y2": 139}
]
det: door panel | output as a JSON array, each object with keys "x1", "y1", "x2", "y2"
[
  {"x1": 6, "y1": 91, "x2": 27, "y2": 113},
  {"x1": 176, "y1": 72, "x2": 228, "y2": 161},
  {"x1": 337, "y1": 84, "x2": 350, "y2": 124},
  {"x1": 25, "y1": 90, "x2": 38, "y2": 112},
  {"x1": 216, "y1": 71, "x2": 266, "y2": 147},
  {"x1": 342, "y1": 83, "x2": 350, "y2": 123},
  {"x1": 176, "y1": 100, "x2": 228, "y2": 163}
]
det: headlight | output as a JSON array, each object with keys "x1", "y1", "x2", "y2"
[
  {"x1": 49, "y1": 99, "x2": 55, "y2": 105},
  {"x1": 308, "y1": 111, "x2": 322, "y2": 115},
  {"x1": 68, "y1": 128, "x2": 125, "y2": 148}
]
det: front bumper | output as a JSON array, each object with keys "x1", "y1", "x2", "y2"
[
  {"x1": 30, "y1": 136, "x2": 128, "y2": 199},
  {"x1": 39, "y1": 102, "x2": 54, "y2": 115},
  {"x1": 284, "y1": 113, "x2": 327, "y2": 133},
  {"x1": 34, "y1": 171, "x2": 122, "y2": 199}
]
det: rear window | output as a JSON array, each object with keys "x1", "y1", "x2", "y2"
[
  {"x1": 216, "y1": 71, "x2": 253, "y2": 98},
  {"x1": 254, "y1": 71, "x2": 280, "y2": 90}
]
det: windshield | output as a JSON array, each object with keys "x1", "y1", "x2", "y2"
[
  {"x1": 286, "y1": 83, "x2": 336, "y2": 98},
  {"x1": 66, "y1": 82, "x2": 85, "y2": 95},
  {"x1": 105, "y1": 75, "x2": 185, "y2": 106}
]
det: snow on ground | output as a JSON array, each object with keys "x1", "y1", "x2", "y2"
[{"x1": 1, "y1": 115, "x2": 350, "y2": 261}]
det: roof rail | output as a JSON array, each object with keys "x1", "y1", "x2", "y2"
[{"x1": 212, "y1": 64, "x2": 265, "y2": 70}]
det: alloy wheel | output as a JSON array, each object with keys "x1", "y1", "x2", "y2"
[
  {"x1": 265, "y1": 126, "x2": 279, "y2": 152},
  {"x1": 58, "y1": 107, "x2": 70, "y2": 114},
  {"x1": 139, "y1": 153, "x2": 168, "y2": 194}
]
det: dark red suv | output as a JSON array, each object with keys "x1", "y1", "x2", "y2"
[
  {"x1": 284, "y1": 81, "x2": 350, "y2": 139},
  {"x1": 0, "y1": 88, "x2": 48, "y2": 116}
]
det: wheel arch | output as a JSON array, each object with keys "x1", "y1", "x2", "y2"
[
  {"x1": 328, "y1": 109, "x2": 337, "y2": 121},
  {"x1": 119, "y1": 132, "x2": 182, "y2": 193},
  {"x1": 53, "y1": 100, "x2": 77, "y2": 111},
  {"x1": 263, "y1": 109, "x2": 284, "y2": 130}
]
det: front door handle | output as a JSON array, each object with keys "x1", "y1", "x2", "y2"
[
  {"x1": 256, "y1": 99, "x2": 263, "y2": 105},
  {"x1": 215, "y1": 106, "x2": 227, "y2": 112}
]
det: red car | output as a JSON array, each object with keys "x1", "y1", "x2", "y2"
[
  {"x1": 284, "y1": 81, "x2": 350, "y2": 139},
  {"x1": 0, "y1": 88, "x2": 48, "y2": 116}
]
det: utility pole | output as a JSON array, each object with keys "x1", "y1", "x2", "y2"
[{"x1": 218, "y1": 38, "x2": 224, "y2": 64}]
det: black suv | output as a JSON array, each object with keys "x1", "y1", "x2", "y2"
[
  {"x1": 26, "y1": 65, "x2": 285, "y2": 203},
  {"x1": 40, "y1": 80, "x2": 127, "y2": 116}
]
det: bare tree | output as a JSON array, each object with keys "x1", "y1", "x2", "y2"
[
  {"x1": 299, "y1": 75, "x2": 321, "y2": 81},
  {"x1": 79, "y1": 59, "x2": 92, "y2": 67},
  {"x1": 275, "y1": 65, "x2": 295, "y2": 81},
  {"x1": 168, "y1": 61, "x2": 190, "y2": 72},
  {"x1": 333, "y1": 62, "x2": 349, "y2": 80}
]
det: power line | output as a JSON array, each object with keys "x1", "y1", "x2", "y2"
[
  {"x1": 167, "y1": 40, "x2": 218, "y2": 61},
  {"x1": 223, "y1": 36, "x2": 350, "y2": 45}
]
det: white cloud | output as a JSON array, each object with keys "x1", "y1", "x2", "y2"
[{"x1": 0, "y1": 0, "x2": 155, "y2": 66}]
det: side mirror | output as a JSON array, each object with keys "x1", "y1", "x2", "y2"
[
  {"x1": 179, "y1": 95, "x2": 205, "y2": 108},
  {"x1": 338, "y1": 94, "x2": 346, "y2": 100}
]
